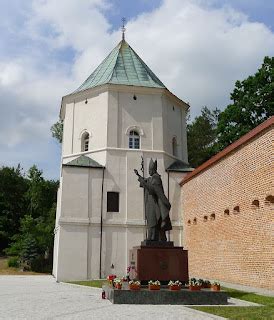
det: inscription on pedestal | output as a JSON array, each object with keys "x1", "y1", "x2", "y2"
[{"x1": 129, "y1": 246, "x2": 189, "y2": 282}]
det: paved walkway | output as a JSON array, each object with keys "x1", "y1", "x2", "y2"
[{"x1": 0, "y1": 275, "x2": 225, "y2": 320}]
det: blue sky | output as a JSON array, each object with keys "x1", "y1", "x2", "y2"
[{"x1": 0, "y1": 0, "x2": 273, "y2": 179}]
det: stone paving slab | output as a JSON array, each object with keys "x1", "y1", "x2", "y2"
[{"x1": 0, "y1": 275, "x2": 225, "y2": 320}]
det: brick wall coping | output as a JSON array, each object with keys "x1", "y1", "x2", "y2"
[{"x1": 180, "y1": 116, "x2": 274, "y2": 186}]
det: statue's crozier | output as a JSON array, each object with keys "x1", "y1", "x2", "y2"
[{"x1": 134, "y1": 159, "x2": 172, "y2": 241}]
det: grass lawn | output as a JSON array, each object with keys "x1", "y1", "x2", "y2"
[
  {"x1": 69, "y1": 280, "x2": 107, "y2": 288},
  {"x1": 192, "y1": 287, "x2": 274, "y2": 320},
  {"x1": 0, "y1": 257, "x2": 47, "y2": 275}
]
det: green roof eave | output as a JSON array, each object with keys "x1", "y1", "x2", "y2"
[
  {"x1": 166, "y1": 160, "x2": 193, "y2": 172},
  {"x1": 63, "y1": 155, "x2": 104, "y2": 169}
]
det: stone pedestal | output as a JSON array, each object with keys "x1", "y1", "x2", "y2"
[
  {"x1": 129, "y1": 243, "x2": 189, "y2": 282},
  {"x1": 103, "y1": 285, "x2": 229, "y2": 305}
]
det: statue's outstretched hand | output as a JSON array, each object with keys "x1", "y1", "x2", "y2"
[{"x1": 134, "y1": 169, "x2": 139, "y2": 176}]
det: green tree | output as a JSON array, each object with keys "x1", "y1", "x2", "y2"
[
  {"x1": 217, "y1": 56, "x2": 274, "y2": 149},
  {"x1": 0, "y1": 165, "x2": 28, "y2": 253},
  {"x1": 50, "y1": 120, "x2": 63, "y2": 143},
  {"x1": 5, "y1": 165, "x2": 58, "y2": 272},
  {"x1": 187, "y1": 107, "x2": 220, "y2": 168},
  {"x1": 26, "y1": 165, "x2": 58, "y2": 218}
]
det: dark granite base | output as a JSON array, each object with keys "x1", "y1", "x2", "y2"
[
  {"x1": 103, "y1": 285, "x2": 229, "y2": 305},
  {"x1": 141, "y1": 240, "x2": 174, "y2": 247}
]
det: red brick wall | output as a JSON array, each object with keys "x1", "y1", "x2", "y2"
[{"x1": 182, "y1": 127, "x2": 274, "y2": 290}]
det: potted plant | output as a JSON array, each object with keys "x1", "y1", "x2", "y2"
[
  {"x1": 198, "y1": 279, "x2": 205, "y2": 288},
  {"x1": 113, "y1": 278, "x2": 122, "y2": 289},
  {"x1": 202, "y1": 280, "x2": 211, "y2": 288},
  {"x1": 148, "y1": 280, "x2": 161, "y2": 290},
  {"x1": 168, "y1": 280, "x2": 182, "y2": 291},
  {"x1": 188, "y1": 278, "x2": 201, "y2": 291},
  {"x1": 211, "y1": 281, "x2": 221, "y2": 291},
  {"x1": 129, "y1": 280, "x2": 141, "y2": 291}
]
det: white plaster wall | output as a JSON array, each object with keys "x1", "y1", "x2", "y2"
[
  {"x1": 162, "y1": 96, "x2": 187, "y2": 161},
  {"x1": 113, "y1": 91, "x2": 163, "y2": 150},
  {"x1": 125, "y1": 151, "x2": 145, "y2": 221},
  {"x1": 181, "y1": 107, "x2": 189, "y2": 163},
  {"x1": 52, "y1": 186, "x2": 62, "y2": 277},
  {"x1": 62, "y1": 102, "x2": 74, "y2": 155},
  {"x1": 169, "y1": 172, "x2": 183, "y2": 223},
  {"x1": 101, "y1": 226, "x2": 127, "y2": 278},
  {"x1": 56, "y1": 224, "x2": 88, "y2": 281},
  {"x1": 62, "y1": 92, "x2": 108, "y2": 156},
  {"x1": 88, "y1": 225, "x2": 101, "y2": 279},
  {"x1": 61, "y1": 167, "x2": 89, "y2": 219},
  {"x1": 73, "y1": 92, "x2": 108, "y2": 153}
]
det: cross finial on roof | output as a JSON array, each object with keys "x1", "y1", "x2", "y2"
[{"x1": 121, "y1": 17, "x2": 126, "y2": 40}]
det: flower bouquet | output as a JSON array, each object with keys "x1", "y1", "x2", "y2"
[
  {"x1": 148, "y1": 280, "x2": 161, "y2": 290},
  {"x1": 168, "y1": 280, "x2": 182, "y2": 291},
  {"x1": 107, "y1": 274, "x2": 116, "y2": 286}
]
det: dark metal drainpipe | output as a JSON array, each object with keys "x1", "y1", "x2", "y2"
[
  {"x1": 99, "y1": 167, "x2": 105, "y2": 279},
  {"x1": 167, "y1": 171, "x2": 170, "y2": 242}
]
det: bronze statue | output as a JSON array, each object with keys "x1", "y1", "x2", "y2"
[{"x1": 134, "y1": 158, "x2": 172, "y2": 241}]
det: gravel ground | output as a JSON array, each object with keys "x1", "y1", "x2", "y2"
[{"x1": 0, "y1": 275, "x2": 225, "y2": 320}]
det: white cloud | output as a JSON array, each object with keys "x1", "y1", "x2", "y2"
[
  {"x1": 0, "y1": 0, "x2": 274, "y2": 177},
  {"x1": 0, "y1": 62, "x2": 24, "y2": 86},
  {"x1": 27, "y1": 0, "x2": 111, "y2": 51},
  {"x1": 122, "y1": 0, "x2": 274, "y2": 113}
]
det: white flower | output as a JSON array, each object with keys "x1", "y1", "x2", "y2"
[{"x1": 149, "y1": 280, "x2": 161, "y2": 286}]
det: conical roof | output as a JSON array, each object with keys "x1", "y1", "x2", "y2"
[{"x1": 74, "y1": 40, "x2": 166, "y2": 93}]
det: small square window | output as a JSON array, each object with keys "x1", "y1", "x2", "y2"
[{"x1": 107, "y1": 192, "x2": 119, "y2": 212}]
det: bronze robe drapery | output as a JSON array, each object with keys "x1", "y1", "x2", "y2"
[{"x1": 138, "y1": 173, "x2": 172, "y2": 231}]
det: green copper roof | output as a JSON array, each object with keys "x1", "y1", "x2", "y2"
[
  {"x1": 166, "y1": 159, "x2": 193, "y2": 172},
  {"x1": 63, "y1": 155, "x2": 103, "y2": 168},
  {"x1": 74, "y1": 40, "x2": 166, "y2": 93}
]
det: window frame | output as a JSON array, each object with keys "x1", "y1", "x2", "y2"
[
  {"x1": 172, "y1": 136, "x2": 178, "y2": 157},
  {"x1": 129, "y1": 130, "x2": 140, "y2": 149},
  {"x1": 81, "y1": 132, "x2": 90, "y2": 152},
  {"x1": 107, "y1": 192, "x2": 120, "y2": 213}
]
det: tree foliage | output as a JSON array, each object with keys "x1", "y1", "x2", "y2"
[
  {"x1": 187, "y1": 107, "x2": 220, "y2": 168},
  {"x1": 50, "y1": 120, "x2": 63, "y2": 143},
  {"x1": 0, "y1": 165, "x2": 28, "y2": 252},
  {"x1": 217, "y1": 56, "x2": 274, "y2": 149},
  {"x1": 1, "y1": 165, "x2": 58, "y2": 272}
]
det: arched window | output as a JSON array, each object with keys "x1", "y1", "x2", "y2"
[
  {"x1": 172, "y1": 137, "x2": 177, "y2": 157},
  {"x1": 81, "y1": 132, "x2": 89, "y2": 152},
  {"x1": 129, "y1": 130, "x2": 140, "y2": 149}
]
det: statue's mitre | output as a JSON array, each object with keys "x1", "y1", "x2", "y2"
[{"x1": 149, "y1": 158, "x2": 157, "y2": 172}]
